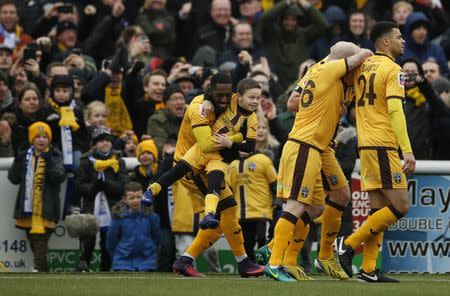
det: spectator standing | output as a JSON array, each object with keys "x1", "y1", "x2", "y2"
[
  {"x1": 401, "y1": 58, "x2": 433, "y2": 159},
  {"x1": 11, "y1": 83, "x2": 45, "y2": 155},
  {"x1": 0, "y1": 1, "x2": 32, "y2": 60},
  {"x1": 8, "y1": 122, "x2": 66, "y2": 272},
  {"x1": 430, "y1": 77, "x2": 450, "y2": 160},
  {"x1": 74, "y1": 127, "x2": 129, "y2": 271},
  {"x1": 147, "y1": 85, "x2": 186, "y2": 155},
  {"x1": 401, "y1": 12, "x2": 449, "y2": 77},
  {"x1": 107, "y1": 182, "x2": 161, "y2": 272},
  {"x1": 260, "y1": 0, "x2": 327, "y2": 88},
  {"x1": 136, "y1": 0, "x2": 176, "y2": 58}
]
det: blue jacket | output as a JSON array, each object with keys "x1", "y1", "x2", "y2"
[
  {"x1": 401, "y1": 12, "x2": 449, "y2": 77},
  {"x1": 107, "y1": 202, "x2": 161, "y2": 271}
]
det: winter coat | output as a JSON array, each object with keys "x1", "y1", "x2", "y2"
[
  {"x1": 146, "y1": 109, "x2": 183, "y2": 156},
  {"x1": 400, "y1": 12, "x2": 449, "y2": 77},
  {"x1": 195, "y1": 21, "x2": 233, "y2": 57},
  {"x1": 136, "y1": 8, "x2": 176, "y2": 58},
  {"x1": 121, "y1": 73, "x2": 156, "y2": 139},
  {"x1": 8, "y1": 148, "x2": 67, "y2": 223},
  {"x1": 107, "y1": 201, "x2": 161, "y2": 271},
  {"x1": 403, "y1": 82, "x2": 434, "y2": 160},
  {"x1": 260, "y1": 2, "x2": 327, "y2": 88},
  {"x1": 74, "y1": 151, "x2": 129, "y2": 213}
]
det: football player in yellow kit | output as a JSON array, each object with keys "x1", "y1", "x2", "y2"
[
  {"x1": 264, "y1": 42, "x2": 372, "y2": 282},
  {"x1": 336, "y1": 21, "x2": 415, "y2": 283},
  {"x1": 142, "y1": 74, "x2": 264, "y2": 278}
]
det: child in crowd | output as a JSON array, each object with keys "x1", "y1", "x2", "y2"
[
  {"x1": 107, "y1": 181, "x2": 161, "y2": 272},
  {"x1": 8, "y1": 122, "x2": 66, "y2": 272},
  {"x1": 43, "y1": 74, "x2": 89, "y2": 169},
  {"x1": 74, "y1": 126, "x2": 129, "y2": 271},
  {"x1": 84, "y1": 101, "x2": 107, "y2": 128}
]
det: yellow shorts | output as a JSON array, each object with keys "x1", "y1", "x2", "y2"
[
  {"x1": 175, "y1": 170, "x2": 234, "y2": 213},
  {"x1": 276, "y1": 139, "x2": 326, "y2": 205},
  {"x1": 182, "y1": 143, "x2": 228, "y2": 174},
  {"x1": 359, "y1": 148, "x2": 407, "y2": 191},
  {"x1": 321, "y1": 147, "x2": 348, "y2": 192}
]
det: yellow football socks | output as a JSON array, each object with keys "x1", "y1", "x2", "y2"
[
  {"x1": 283, "y1": 220, "x2": 310, "y2": 266},
  {"x1": 204, "y1": 193, "x2": 220, "y2": 215},
  {"x1": 269, "y1": 212, "x2": 297, "y2": 267},
  {"x1": 345, "y1": 206, "x2": 400, "y2": 250},
  {"x1": 185, "y1": 226, "x2": 222, "y2": 258},
  {"x1": 267, "y1": 238, "x2": 274, "y2": 251},
  {"x1": 319, "y1": 201, "x2": 344, "y2": 260},
  {"x1": 220, "y1": 206, "x2": 246, "y2": 257},
  {"x1": 361, "y1": 232, "x2": 384, "y2": 273}
]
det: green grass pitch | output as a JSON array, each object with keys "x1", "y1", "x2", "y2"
[{"x1": 1, "y1": 273, "x2": 450, "y2": 296}]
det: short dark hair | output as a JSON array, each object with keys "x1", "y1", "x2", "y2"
[
  {"x1": 143, "y1": 69, "x2": 167, "y2": 86},
  {"x1": 46, "y1": 62, "x2": 66, "y2": 77},
  {"x1": 124, "y1": 182, "x2": 143, "y2": 194},
  {"x1": 210, "y1": 72, "x2": 232, "y2": 88},
  {"x1": 237, "y1": 78, "x2": 261, "y2": 95},
  {"x1": 0, "y1": 0, "x2": 17, "y2": 10},
  {"x1": 370, "y1": 21, "x2": 399, "y2": 44}
]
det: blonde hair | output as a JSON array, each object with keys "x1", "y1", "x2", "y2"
[
  {"x1": 255, "y1": 112, "x2": 279, "y2": 152},
  {"x1": 84, "y1": 100, "x2": 106, "y2": 122},
  {"x1": 392, "y1": 1, "x2": 413, "y2": 14}
]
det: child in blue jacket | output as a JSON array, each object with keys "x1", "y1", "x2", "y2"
[{"x1": 107, "y1": 181, "x2": 161, "y2": 271}]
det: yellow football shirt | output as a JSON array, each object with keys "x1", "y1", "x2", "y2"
[
  {"x1": 289, "y1": 58, "x2": 348, "y2": 151},
  {"x1": 174, "y1": 95, "x2": 216, "y2": 161},
  {"x1": 352, "y1": 53, "x2": 405, "y2": 149},
  {"x1": 212, "y1": 93, "x2": 258, "y2": 140},
  {"x1": 228, "y1": 153, "x2": 277, "y2": 220}
]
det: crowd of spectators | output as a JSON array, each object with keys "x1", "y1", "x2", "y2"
[{"x1": 2, "y1": 0, "x2": 450, "y2": 272}]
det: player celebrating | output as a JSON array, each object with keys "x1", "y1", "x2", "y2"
[
  {"x1": 336, "y1": 21, "x2": 415, "y2": 283},
  {"x1": 144, "y1": 73, "x2": 264, "y2": 278},
  {"x1": 265, "y1": 42, "x2": 372, "y2": 282}
]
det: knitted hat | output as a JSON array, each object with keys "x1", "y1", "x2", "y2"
[
  {"x1": 51, "y1": 74, "x2": 74, "y2": 90},
  {"x1": 163, "y1": 85, "x2": 184, "y2": 103},
  {"x1": 29, "y1": 121, "x2": 52, "y2": 144},
  {"x1": 136, "y1": 139, "x2": 159, "y2": 161},
  {"x1": 91, "y1": 126, "x2": 114, "y2": 145}
]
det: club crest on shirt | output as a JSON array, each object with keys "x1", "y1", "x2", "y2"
[
  {"x1": 300, "y1": 187, "x2": 310, "y2": 197},
  {"x1": 248, "y1": 162, "x2": 256, "y2": 171},
  {"x1": 329, "y1": 175, "x2": 338, "y2": 185},
  {"x1": 393, "y1": 172, "x2": 402, "y2": 184},
  {"x1": 398, "y1": 73, "x2": 405, "y2": 87}
]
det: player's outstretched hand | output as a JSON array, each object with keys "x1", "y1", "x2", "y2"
[
  {"x1": 201, "y1": 100, "x2": 214, "y2": 117},
  {"x1": 402, "y1": 152, "x2": 416, "y2": 175}
]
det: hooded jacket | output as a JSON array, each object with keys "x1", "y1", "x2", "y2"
[
  {"x1": 400, "y1": 12, "x2": 449, "y2": 77},
  {"x1": 260, "y1": 1, "x2": 327, "y2": 88},
  {"x1": 107, "y1": 201, "x2": 161, "y2": 271}
]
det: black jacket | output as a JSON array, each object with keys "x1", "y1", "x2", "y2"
[
  {"x1": 9, "y1": 148, "x2": 67, "y2": 223},
  {"x1": 74, "y1": 151, "x2": 129, "y2": 213}
]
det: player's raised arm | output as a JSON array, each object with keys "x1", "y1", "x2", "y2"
[{"x1": 346, "y1": 49, "x2": 373, "y2": 72}]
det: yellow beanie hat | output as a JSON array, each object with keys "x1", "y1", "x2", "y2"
[
  {"x1": 136, "y1": 139, "x2": 159, "y2": 161},
  {"x1": 29, "y1": 121, "x2": 52, "y2": 144}
]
